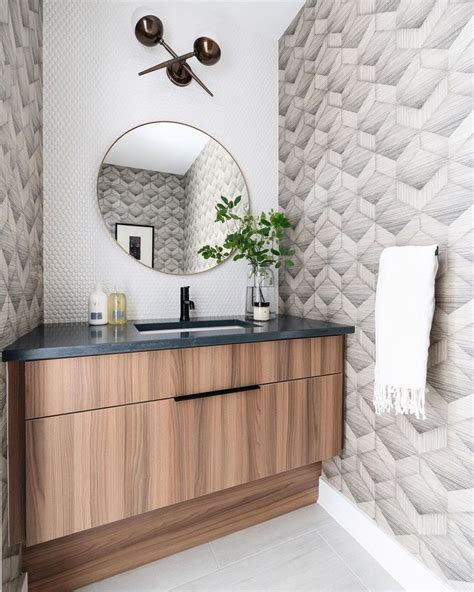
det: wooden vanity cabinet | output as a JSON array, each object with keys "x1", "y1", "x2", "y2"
[{"x1": 10, "y1": 335, "x2": 345, "y2": 591}]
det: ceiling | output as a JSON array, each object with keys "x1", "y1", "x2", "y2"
[
  {"x1": 104, "y1": 122, "x2": 211, "y2": 175},
  {"x1": 203, "y1": 1, "x2": 305, "y2": 40},
  {"x1": 131, "y1": 1, "x2": 305, "y2": 43}
]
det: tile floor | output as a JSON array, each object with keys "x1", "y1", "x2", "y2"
[{"x1": 78, "y1": 504, "x2": 404, "y2": 592}]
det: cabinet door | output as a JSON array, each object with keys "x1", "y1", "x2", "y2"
[{"x1": 26, "y1": 374, "x2": 342, "y2": 545}]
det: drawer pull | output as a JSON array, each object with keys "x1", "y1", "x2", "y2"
[{"x1": 174, "y1": 384, "x2": 261, "y2": 402}]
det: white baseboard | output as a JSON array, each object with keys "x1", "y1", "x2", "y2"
[
  {"x1": 318, "y1": 479, "x2": 450, "y2": 592},
  {"x1": 3, "y1": 573, "x2": 28, "y2": 592},
  {"x1": 20, "y1": 573, "x2": 28, "y2": 592}
]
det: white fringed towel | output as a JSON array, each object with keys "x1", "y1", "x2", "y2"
[{"x1": 374, "y1": 245, "x2": 438, "y2": 419}]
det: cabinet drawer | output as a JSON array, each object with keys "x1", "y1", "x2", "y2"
[
  {"x1": 25, "y1": 336, "x2": 343, "y2": 418},
  {"x1": 26, "y1": 374, "x2": 342, "y2": 545}
]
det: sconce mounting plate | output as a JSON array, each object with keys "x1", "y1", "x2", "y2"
[{"x1": 166, "y1": 63, "x2": 193, "y2": 87}]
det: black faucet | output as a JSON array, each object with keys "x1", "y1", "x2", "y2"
[{"x1": 180, "y1": 286, "x2": 195, "y2": 322}]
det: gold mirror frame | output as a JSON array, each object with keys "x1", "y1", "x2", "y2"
[{"x1": 97, "y1": 121, "x2": 250, "y2": 275}]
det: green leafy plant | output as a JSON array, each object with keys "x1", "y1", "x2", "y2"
[{"x1": 198, "y1": 196, "x2": 295, "y2": 269}]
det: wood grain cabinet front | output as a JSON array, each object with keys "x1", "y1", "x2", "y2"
[
  {"x1": 25, "y1": 336, "x2": 343, "y2": 418},
  {"x1": 25, "y1": 374, "x2": 343, "y2": 546}
]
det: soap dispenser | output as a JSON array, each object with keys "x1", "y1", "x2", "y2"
[
  {"x1": 108, "y1": 286, "x2": 127, "y2": 325},
  {"x1": 88, "y1": 284, "x2": 108, "y2": 325}
]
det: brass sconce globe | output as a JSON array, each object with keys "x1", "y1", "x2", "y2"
[
  {"x1": 134, "y1": 15, "x2": 164, "y2": 47},
  {"x1": 193, "y1": 37, "x2": 221, "y2": 66},
  {"x1": 135, "y1": 15, "x2": 221, "y2": 96}
]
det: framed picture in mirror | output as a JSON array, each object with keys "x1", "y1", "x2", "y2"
[{"x1": 115, "y1": 223, "x2": 155, "y2": 269}]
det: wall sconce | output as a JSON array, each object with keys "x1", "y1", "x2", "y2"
[{"x1": 135, "y1": 15, "x2": 221, "y2": 97}]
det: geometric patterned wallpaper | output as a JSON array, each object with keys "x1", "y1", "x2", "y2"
[
  {"x1": 183, "y1": 140, "x2": 249, "y2": 273},
  {"x1": 98, "y1": 165, "x2": 186, "y2": 274},
  {"x1": 0, "y1": 0, "x2": 43, "y2": 590},
  {"x1": 97, "y1": 140, "x2": 249, "y2": 275},
  {"x1": 279, "y1": 0, "x2": 473, "y2": 589}
]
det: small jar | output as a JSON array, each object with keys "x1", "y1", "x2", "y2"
[{"x1": 253, "y1": 301, "x2": 270, "y2": 322}]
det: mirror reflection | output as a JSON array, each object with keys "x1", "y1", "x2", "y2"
[{"x1": 97, "y1": 122, "x2": 249, "y2": 274}]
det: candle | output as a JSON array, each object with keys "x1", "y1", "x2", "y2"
[{"x1": 253, "y1": 302, "x2": 270, "y2": 321}]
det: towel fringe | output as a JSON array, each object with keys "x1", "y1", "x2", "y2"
[{"x1": 374, "y1": 382, "x2": 426, "y2": 420}]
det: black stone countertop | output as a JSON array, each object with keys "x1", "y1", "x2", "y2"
[{"x1": 2, "y1": 315, "x2": 355, "y2": 362}]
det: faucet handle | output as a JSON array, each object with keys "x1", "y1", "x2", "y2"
[{"x1": 188, "y1": 300, "x2": 195, "y2": 310}]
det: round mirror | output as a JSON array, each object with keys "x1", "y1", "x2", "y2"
[{"x1": 97, "y1": 122, "x2": 249, "y2": 274}]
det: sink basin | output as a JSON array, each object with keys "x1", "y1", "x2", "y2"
[{"x1": 135, "y1": 319, "x2": 261, "y2": 335}]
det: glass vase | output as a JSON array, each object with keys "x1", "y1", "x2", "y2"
[{"x1": 246, "y1": 265, "x2": 277, "y2": 319}]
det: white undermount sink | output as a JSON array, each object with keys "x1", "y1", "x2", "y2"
[{"x1": 134, "y1": 319, "x2": 261, "y2": 335}]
